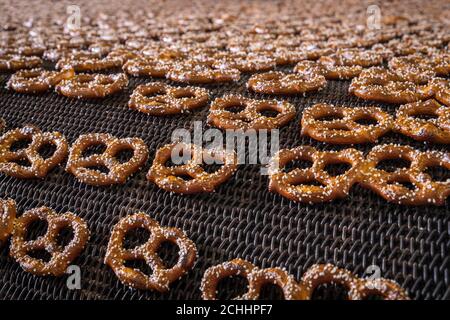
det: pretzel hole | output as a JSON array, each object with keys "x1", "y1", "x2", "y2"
[
  {"x1": 216, "y1": 275, "x2": 249, "y2": 300},
  {"x1": 202, "y1": 163, "x2": 223, "y2": 174},
  {"x1": 283, "y1": 159, "x2": 313, "y2": 172},
  {"x1": 84, "y1": 164, "x2": 110, "y2": 174},
  {"x1": 258, "y1": 283, "x2": 285, "y2": 300},
  {"x1": 123, "y1": 227, "x2": 150, "y2": 249},
  {"x1": 27, "y1": 248, "x2": 52, "y2": 263},
  {"x1": 55, "y1": 226, "x2": 75, "y2": 248},
  {"x1": 311, "y1": 283, "x2": 349, "y2": 300},
  {"x1": 11, "y1": 157, "x2": 32, "y2": 167},
  {"x1": 37, "y1": 143, "x2": 57, "y2": 159},
  {"x1": 224, "y1": 103, "x2": 246, "y2": 114},
  {"x1": 424, "y1": 165, "x2": 450, "y2": 182},
  {"x1": 324, "y1": 162, "x2": 352, "y2": 176},
  {"x1": 354, "y1": 115, "x2": 378, "y2": 126},
  {"x1": 10, "y1": 137, "x2": 32, "y2": 152},
  {"x1": 114, "y1": 148, "x2": 134, "y2": 164},
  {"x1": 156, "y1": 241, "x2": 179, "y2": 269},
  {"x1": 167, "y1": 148, "x2": 192, "y2": 166},
  {"x1": 25, "y1": 219, "x2": 48, "y2": 241},
  {"x1": 376, "y1": 158, "x2": 411, "y2": 172},
  {"x1": 172, "y1": 91, "x2": 196, "y2": 99},
  {"x1": 174, "y1": 173, "x2": 195, "y2": 181},
  {"x1": 124, "y1": 259, "x2": 153, "y2": 276},
  {"x1": 81, "y1": 143, "x2": 107, "y2": 157},
  {"x1": 258, "y1": 108, "x2": 280, "y2": 118}
]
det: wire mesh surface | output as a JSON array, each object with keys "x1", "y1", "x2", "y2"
[{"x1": 0, "y1": 62, "x2": 448, "y2": 300}]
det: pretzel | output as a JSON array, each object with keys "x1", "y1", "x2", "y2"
[
  {"x1": 123, "y1": 57, "x2": 173, "y2": 77},
  {"x1": 9, "y1": 206, "x2": 89, "y2": 276},
  {"x1": 147, "y1": 142, "x2": 237, "y2": 194},
  {"x1": 301, "y1": 103, "x2": 394, "y2": 144},
  {"x1": 43, "y1": 49, "x2": 102, "y2": 63},
  {"x1": 395, "y1": 99, "x2": 450, "y2": 144},
  {"x1": 268, "y1": 146, "x2": 364, "y2": 203},
  {"x1": 294, "y1": 60, "x2": 362, "y2": 80},
  {"x1": 129, "y1": 82, "x2": 209, "y2": 115},
  {"x1": 106, "y1": 48, "x2": 140, "y2": 64},
  {"x1": 325, "y1": 49, "x2": 385, "y2": 67},
  {"x1": 104, "y1": 212, "x2": 197, "y2": 291},
  {"x1": 207, "y1": 95, "x2": 296, "y2": 130},
  {"x1": 349, "y1": 67, "x2": 436, "y2": 104},
  {"x1": 247, "y1": 71, "x2": 326, "y2": 95},
  {"x1": 0, "y1": 198, "x2": 16, "y2": 246},
  {"x1": 0, "y1": 125, "x2": 68, "y2": 179},
  {"x1": 66, "y1": 133, "x2": 149, "y2": 186},
  {"x1": 434, "y1": 79, "x2": 449, "y2": 106},
  {"x1": 201, "y1": 259, "x2": 302, "y2": 300},
  {"x1": 55, "y1": 56, "x2": 122, "y2": 72},
  {"x1": 360, "y1": 144, "x2": 450, "y2": 205},
  {"x1": 7, "y1": 67, "x2": 75, "y2": 94},
  {"x1": 299, "y1": 264, "x2": 409, "y2": 300},
  {"x1": 55, "y1": 73, "x2": 128, "y2": 99},
  {"x1": 212, "y1": 52, "x2": 276, "y2": 72},
  {"x1": 166, "y1": 61, "x2": 240, "y2": 84},
  {"x1": 0, "y1": 54, "x2": 42, "y2": 71},
  {"x1": 389, "y1": 54, "x2": 450, "y2": 80}
]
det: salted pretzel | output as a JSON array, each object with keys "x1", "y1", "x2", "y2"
[
  {"x1": 395, "y1": 99, "x2": 450, "y2": 144},
  {"x1": 268, "y1": 146, "x2": 364, "y2": 203},
  {"x1": 0, "y1": 198, "x2": 16, "y2": 246},
  {"x1": 66, "y1": 133, "x2": 149, "y2": 186},
  {"x1": 247, "y1": 71, "x2": 327, "y2": 95},
  {"x1": 201, "y1": 259, "x2": 302, "y2": 300},
  {"x1": 360, "y1": 144, "x2": 450, "y2": 205},
  {"x1": 55, "y1": 56, "x2": 122, "y2": 72},
  {"x1": 9, "y1": 206, "x2": 89, "y2": 276},
  {"x1": 301, "y1": 104, "x2": 394, "y2": 144},
  {"x1": 349, "y1": 67, "x2": 436, "y2": 104},
  {"x1": 104, "y1": 212, "x2": 197, "y2": 291},
  {"x1": 147, "y1": 142, "x2": 237, "y2": 194},
  {"x1": 129, "y1": 82, "x2": 209, "y2": 115},
  {"x1": 0, "y1": 125, "x2": 68, "y2": 179},
  {"x1": 0, "y1": 54, "x2": 42, "y2": 71},
  {"x1": 7, "y1": 67, "x2": 75, "y2": 94},
  {"x1": 55, "y1": 73, "x2": 128, "y2": 99},
  {"x1": 212, "y1": 52, "x2": 276, "y2": 72},
  {"x1": 123, "y1": 57, "x2": 173, "y2": 78},
  {"x1": 207, "y1": 95, "x2": 296, "y2": 130},
  {"x1": 43, "y1": 49, "x2": 101, "y2": 63},
  {"x1": 299, "y1": 264, "x2": 409, "y2": 300},
  {"x1": 325, "y1": 49, "x2": 384, "y2": 67},
  {"x1": 106, "y1": 48, "x2": 140, "y2": 64},
  {"x1": 434, "y1": 80, "x2": 449, "y2": 106},
  {"x1": 389, "y1": 54, "x2": 450, "y2": 80},
  {"x1": 166, "y1": 60, "x2": 240, "y2": 84},
  {"x1": 294, "y1": 60, "x2": 362, "y2": 80}
]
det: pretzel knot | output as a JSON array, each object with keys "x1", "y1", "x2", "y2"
[
  {"x1": 349, "y1": 67, "x2": 436, "y2": 104},
  {"x1": 360, "y1": 144, "x2": 450, "y2": 205},
  {"x1": 129, "y1": 82, "x2": 209, "y2": 115},
  {"x1": 9, "y1": 207, "x2": 89, "y2": 276},
  {"x1": 147, "y1": 142, "x2": 237, "y2": 194},
  {"x1": 166, "y1": 61, "x2": 241, "y2": 84},
  {"x1": 7, "y1": 67, "x2": 75, "y2": 94},
  {"x1": 268, "y1": 146, "x2": 364, "y2": 203},
  {"x1": 207, "y1": 95, "x2": 296, "y2": 130},
  {"x1": 55, "y1": 73, "x2": 129, "y2": 99},
  {"x1": 388, "y1": 53, "x2": 450, "y2": 80},
  {"x1": 294, "y1": 60, "x2": 362, "y2": 80},
  {"x1": 212, "y1": 52, "x2": 276, "y2": 72},
  {"x1": 0, "y1": 125, "x2": 69, "y2": 178},
  {"x1": 0, "y1": 198, "x2": 16, "y2": 246},
  {"x1": 201, "y1": 259, "x2": 302, "y2": 300},
  {"x1": 395, "y1": 99, "x2": 450, "y2": 144},
  {"x1": 0, "y1": 54, "x2": 42, "y2": 71},
  {"x1": 104, "y1": 213, "x2": 197, "y2": 292},
  {"x1": 301, "y1": 103, "x2": 394, "y2": 144},
  {"x1": 299, "y1": 264, "x2": 409, "y2": 300},
  {"x1": 247, "y1": 71, "x2": 326, "y2": 95},
  {"x1": 123, "y1": 58, "x2": 173, "y2": 77},
  {"x1": 56, "y1": 56, "x2": 122, "y2": 72},
  {"x1": 66, "y1": 133, "x2": 149, "y2": 186}
]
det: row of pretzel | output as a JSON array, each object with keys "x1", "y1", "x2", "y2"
[
  {"x1": 0, "y1": 123, "x2": 448, "y2": 205},
  {"x1": 0, "y1": 200, "x2": 409, "y2": 299}
]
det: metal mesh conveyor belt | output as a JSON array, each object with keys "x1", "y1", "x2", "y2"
[{"x1": 0, "y1": 64, "x2": 449, "y2": 300}]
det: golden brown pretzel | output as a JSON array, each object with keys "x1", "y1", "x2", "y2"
[
  {"x1": 55, "y1": 73, "x2": 128, "y2": 99},
  {"x1": 0, "y1": 54, "x2": 42, "y2": 71},
  {"x1": 207, "y1": 95, "x2": 296, "y2": 130},
  {"x1": 294, "y1": 60, "x2": 362, "y2": 80},
  {"x1": 147, "y1": 142, "x2": 237, "y2": 194},
  {"x1": 349, "y1": 67, "x2": 436, "y2": 104},
  {"x1": 9, "y1": 206, "x2": 89, "y2": 276},
  {"x1": 129, "y1": 82, "x2": 209, "y2": 115},
  {"x1": 212, "y1": 52, "x2": 276, "y2": 72},
  {"x1": 166, "y1": 60, "x2": 240, "y2": 84},
  {"x1": 301, "y1": 103, "x2": 394, "y2": 144},
  {"x1": 55, "y1": 56, "x2": 122, "y2": 72},
  {"x1": 0, "y1": 198, "x2": 16, "y2": 246},
  {"x1": 7, "y1": 67, "x2": 75, "y2": 94},
  {"x1": 299, "y1": 264, "x2": 409, "y2": 300},
  {"x1": 268, "y1": 146, "x2": 364, "y2": 203},
  {"x1": 247, "y1": 71, "x2": 327, "y2": 95},
  {"x1": 0, "y1": 125, "x2": 68, "y2": 178},
  {"x1": 360, "y1": 144, "x2": 450, "y2": 205},
  {"x1": 123, "y1": 57, "x2": 173, "y2": 77},
  {"x1": 66, "y1": 133, "x2": 149, "y2": 186},
  {"x1": 201, "y1": 258, "x2": 302, "y2": 300},
  {"x1": 105, "y1": 212, "x2": 197, "y2": 291},
  {"x1": 395, "y1": 99, "x2": 450, "y2": 144},
  {"x1": 389, "y1": 53, "x2": 450, "y2": 80}
]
